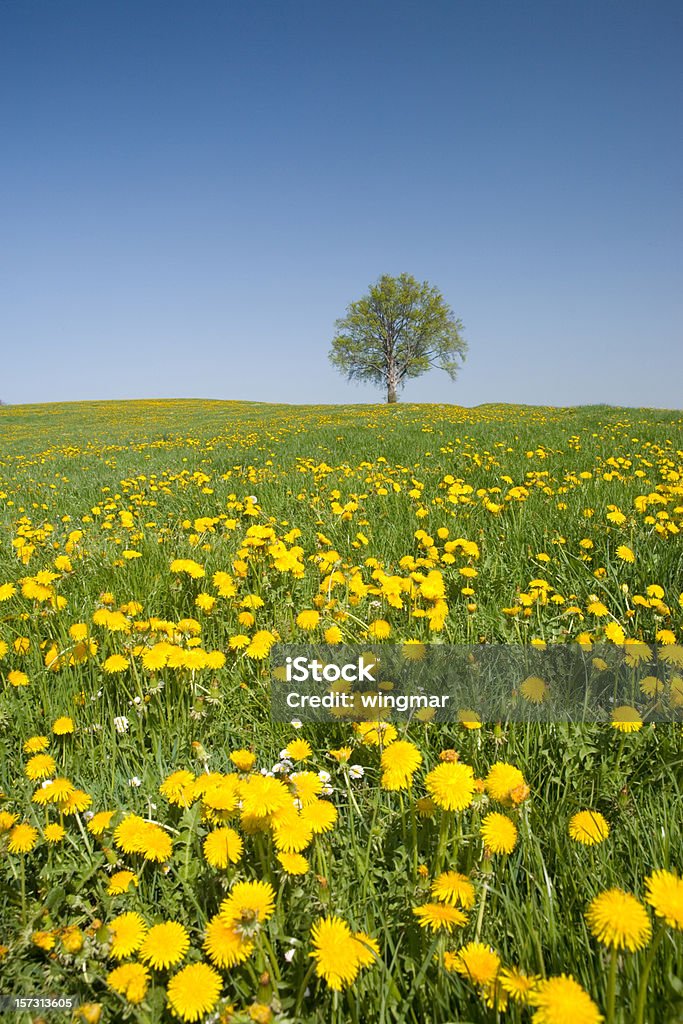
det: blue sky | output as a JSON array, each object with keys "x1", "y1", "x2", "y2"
[{"x1": 1, "y1": 0, "x2": 681, "y2": 408}]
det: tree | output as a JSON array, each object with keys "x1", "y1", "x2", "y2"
[{"x1": 329, "y1": 273, "x2": 467, "y2": 403}]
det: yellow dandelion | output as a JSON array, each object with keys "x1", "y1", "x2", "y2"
[
  {"x1": 529, "y1": 973, "x2": 603, "y2": 1024},
  {"x1": 431, "y1": 871, "x2": 476, "y2": 909},
  {"x1": 445, "y1": 942, "x2": 500, "y2": 985},
  {"x1": 108, "y1": 912, "x2": 147, "y2": 959},
  {"x1": 139, "y1": 921, "x2": 189, "y2": 969},
  {"x1": 107, "y1": 962, "x2": 149, "y2": 1004},
  {"x1": 425, "y1": 761, "x2": 475, "y2": 812},
  {"x1": 611, "y1": 705, "x2": 643, "y2": 732},
  {"x1": 413, "y1": 902, "x2": 468, "y2": 932},
  {"x1": 586, "y1": 889, "x2": 651, "y2": 950},
  {"x1": 204, "y1": 914, "x2": 254, "y2": 968},
  {"x1": 569, "y1": 811, "x2": 610, "y2": 846},
  {"x1": 166, "y1": 962, "x2": 222, "y2": 1022},
  {"x1": 203, "y1": 827, "x2": 243, "y2": 868},
  {"x1": 481, "y1": 812, "x2": 518, "y2": 854},
  {"x1": 644, "y1": 869, "x2": 683, "y2": 930}
]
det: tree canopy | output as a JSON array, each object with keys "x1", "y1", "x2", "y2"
[{"x1": 329, "y1": 273, "x2": 467, "y2": 403}]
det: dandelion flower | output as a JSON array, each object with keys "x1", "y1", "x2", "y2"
[
  {"x1": 644, "y1": 868, "x2": 683, "y2": 930},
  {"x1": 285, "y1": 738, "x2": 312, "y2": 760},
  {"x1": 139, "y1": 921, "x2": 189, "y2": 969},
  {"x1": 380, "y1": 740, "x2": 422, "y2": 790},
  {"x1": 413, "y1": 902, "x2": 468, "y2": 932},
  {"x1": 220, "y1": 880, "x2": 276, "y2": 935},
  {"x1": 88, "y1": 810, "x2": 115, "y2": 836},
  {"x1": 485, "y1": 763, "x2": 526, "y2": 804},
  {"x1": 309, "y1": 916, "x2": 365, "y2": 991},
  {"x1": 445, "y1": 942, "x2": 500, "y2": 985},
  {"x1": 520, "y1": 676, "x2": 548, "y2": 703},
  {"x1": 108, "y1": 870, "x2": 138, "y2": 895},
  {"x1": 481, "y1": 813, "x2": 518, "y2": 854},
  {"x1": 107, "y1": 962, "x2": 149, "y2": 1004},
  {"x1": 296, "y1": 610, "x2": 320, "y2": 630},
  {"x1": 44, "y1": 823, "x2": 66, "y2": 843},
  {"x1": 103, "y1": 654, "x2": 128, "y2": 674},
  {"x1": 499, "y1": 966, "x2": 540, "y2": 1002},
  {"x1": 529, "y1": 973, "x2": 603, "y2": 1024},
  {"x1": 8, "y1": 822, "x2": 39, "y2": 853},
  {"x1": 108, "y1": 912, "x2": 147, "y2": 959},
  {"x1": 53, "y1": 716, "x2": 75, "y2": 735},
  {"x1": 424, "y1": 761, "x2": 475, "y2": 811},
  {"x1": 586, "y1": 889, "x2": 651, "y2": 950},
  {"x1": 611, "y1": 706, "x2": 642, "y2": 732},
  {"x1": 203, "y1": 827, "x2": 243, "y2": 868},
  {"x1": 204, "y1": 914, "x2": 254, "y2": 968},
  {"x1": 569, "y1": 811, "x2": 610, "y2": 846},
  {"x1": 431, "y1": 872, "x2": 476, "y2": 909},
  {"x1": 278, "y1": 852, "x2": 309, "y2": 874},
  {"x1": 166, "y1": 962, "x2": 222, "y2": 1022},
  {"x1": 300, "y1": 798, "x2": 338, "y2": 834},
  {"x1": 8, "y1": 670, "x2": 29, "y2": 687},
  {"x1": 23, "y1": 735, "x2": 49, "y2": 753},
  {"x1": 25, "y1": 753, "x2": 56, "y2": 781},
  {"x1": 230, "y1": 749, "x2": 256, "y2": 771}
]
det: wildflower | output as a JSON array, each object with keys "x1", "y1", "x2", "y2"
[
  {"x1": 278, "y1": 852, "x2": 309, "y2": 874},
  {"x1": 53, "y1": 716, "x2": 75, "y2": 735},
  {"x1": 445, "y1": 942, "x2": 500, "y2": 985},
  {"x1": 485, "y1": 763, "x2": 526, "y2": 804},
  {"x1": 107, "y1": 870, "x2": 138, "y2": 895},
  {"x1": 424, "y1": 761, "x2": 475, "y2": 811},
  {"x1": 203, "y1": 827, "x2": 243, "y2": 868},
  {"x1": 380, "y1": 740, "x2": 422, "y2": 790},
  {"x1": 139, "y1": 921, "x2": 190, "y2": 969},
  {"x1": 88, "y1": 810, "x2": 115, "y2": 836},
  {"x1": 611, "y1": 706, "x2": 643, "y2": 732},
  {"x1": 520, "y1": 676, "x2": 548, "y2": 703},
  {"x1": 309, "y1": 916, "x2": 375, "y2": 991},
  {"x1": 103, "y1": 654, "x2": 128, "y2": 674},
  {"x1": 569, "y1": 811, "x2": 610, "y2": 846},
  {"x1": 230, "y1": 749, "x2": 256, "y2": 771},
  {"x1": 159, "y1": 769, "x2": 196, "y2": 806},
  {"x1": 617, "y1": 545, "x2": 635, "y2": 563},
  {"x1": 25, "y1": 753, "x2": 56, "y2": 781},
  {"x1": 7, "y1": 670, "x2": 29, "y2": 687},
  {"x1": 296, "y1": 610, "x2": 320, "y2": 630},
  {"x1": 300, "y1": 798, "x2": 337, "y2": 833},
  {"x1": 8, "y1": 822, "x2": 39, "y2": 853},
  {"x1": 23, "y1": 735, "x2": 49, "y2": 753},
  {"x1": 286, "y1": 738, "x2": 312, "y2": 761},
  {"x1": 166, "y1": 962, "x2": 222, "y2": 1021},
  {"x1": 44, "y1": 823, "x2": 66, "y2": 843},
  {"x1": 368, "y1": 619, "x2": 391, "y2": 639},
  {"x1": 243, "y1": 628, "x2": 277, "y2": 659},
  {"x1": 431, "y1": 872, "x2": 476, "y2": 909},
  {"x1": 413, "y1": 903, "x2": 468, "y2": 932},
  {"x1": 586, "y1": 889, "x2": 651, "y2": 950},
  {"x1": 529, "y1": 974, "x2": 603, "y2": 1023},
  {"x1": 204, "y1": 914, "x2": 254, "y2": 967},
  {"x1": 644, "y1": 869, "x2": 683, "y2": 930},
  {"x1": 499, "y1": 967, "x2": 540, "y2": 1002},
  {"x1": 481, "y1": 813, "x2": 518, "y2": 854},
  {"x1": 108, "y1": 912, "x2": 147, "y2": 959},
  {"x1": 107, "y1": 962, "x2": 149, "y2": 1004},
  {"x1": 220, "y1": 880, "x2": 276, "y2": 934}
]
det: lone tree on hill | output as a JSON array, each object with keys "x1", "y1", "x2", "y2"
[{"x1": 329, "y1": 273, "x2": 467, "y2": 403}]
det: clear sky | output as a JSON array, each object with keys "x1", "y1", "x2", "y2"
[{"x1": 1, "y1": 0, "x2": 681, "y2": 408}]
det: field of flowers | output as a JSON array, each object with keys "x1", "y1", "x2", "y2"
[{"x1": 0, "y1": 398, "x2": 682, "y2": 1024}]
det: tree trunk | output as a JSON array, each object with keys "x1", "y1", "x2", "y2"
[{"x1": 387, "y1": 381, "x2": 398, "y2": 403}]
